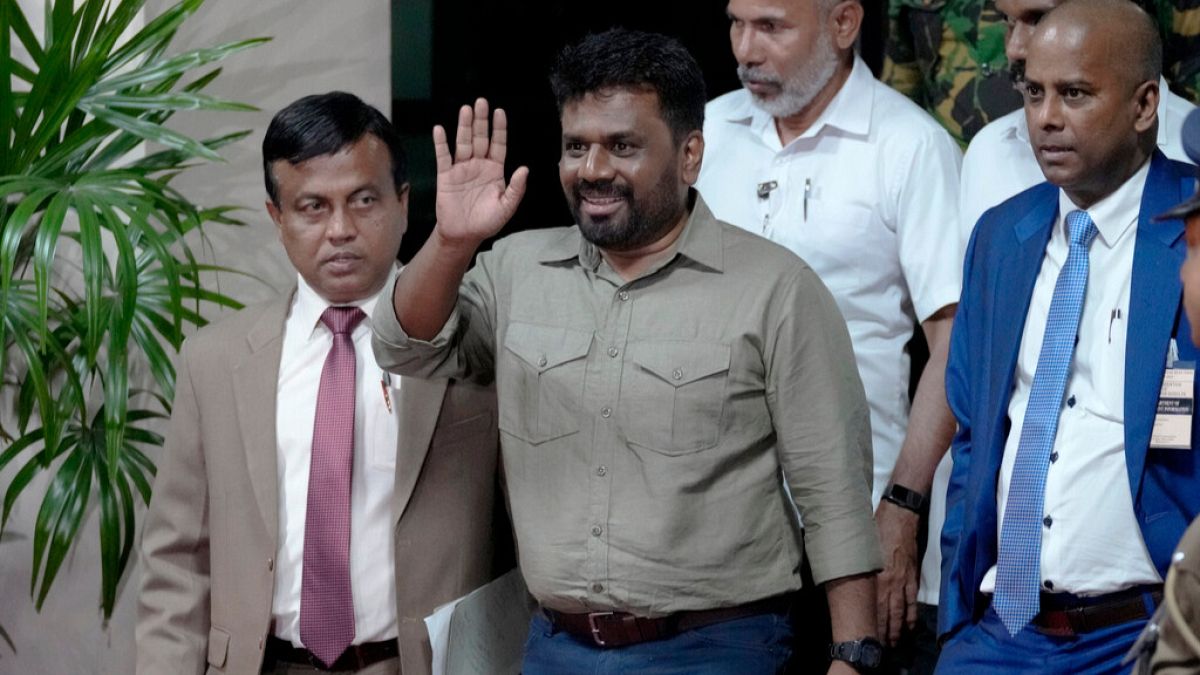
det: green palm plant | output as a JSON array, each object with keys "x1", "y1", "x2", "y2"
[{"x1": 0, "y1": 0, "x2": 267, "y2": 618}]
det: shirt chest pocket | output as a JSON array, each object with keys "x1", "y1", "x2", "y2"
[
  {"x1": 621, "y1": 341, "x2": 731, "y2": 455},
  {"x1": 769, "y1": 200, "x2": 877, "y2": 295},
  {"x1": 500, "y1": 322, "x2": 592, "y2": 444}
]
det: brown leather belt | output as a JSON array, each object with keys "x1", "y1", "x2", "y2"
[
  {"x1": 264, "y1": 635, "x2": 398, "y2": 672},
  {"x1": 543, "y1": 593, "x2": 792, "y2": 648},
  {"x1": 1027, "y1": 585, "x2": 1162, "y2": 637}
]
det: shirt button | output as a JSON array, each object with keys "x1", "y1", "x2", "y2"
[
  {"x1": 608, "y1": 346, "x2": 619, "y2": 358},
  {"x1": 1067, "y1": 395, "x2": 1076, "y2": 408},
  {"x1": 596, "y1": 465, "x2": 608, "y2": 477},
  {"x1": 267, "y1": 557, "x2": 274, "y2": 571},
  {"x1": 258, "y1": 637, "x2": 264, "y2": 650},
  {"x1": 672, "y1": 368, "x2": 684, "y2": 380},
  {"x1": 592, "y1": 582, "x2": 604, "y2": 593},
  {"x1": 1043, "y1": 515, "x2": 1053, "y2": 528},
  {"x1": 1050, "y1": 452, "x2": 1059, "y2": 463},
  {"x1": 591, "y1": 525, "x2": 603, "y2": 537},
  {"x1": 1043, "y1": 580, "x2": 1055, "y2": 590},
  {"x1": 601, "y1": 406, "x2": 612, "y2": 418},
  {"x1": 618, "y1": 291, "x2": 630, "y2": 301},
  {"x1": 537, "y1": 355, "x2": 547, "y2": 367}
]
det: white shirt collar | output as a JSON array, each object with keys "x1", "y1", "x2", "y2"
[
  {"x1": 1015, "y1": 75, "x2": 1174, "y2": 150},
  {"x1": 727, "y1": 54, "x2": 874, "y2": 151},
  {"x1": 291, "y1": 265, "x2": 398, "y2": 340},
  {"x1": 1057, "y1": 156, "x2": 1151, "y2": 249}
]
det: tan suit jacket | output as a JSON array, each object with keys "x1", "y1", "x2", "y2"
[{"x1": 136, "y1": 291, "x2": 507, "y2": 675}]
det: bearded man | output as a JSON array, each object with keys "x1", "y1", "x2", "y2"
[
  {"x1": 697, "y1": 1, "x2": 964, "y2": 671},
  {"x1": 372, "y1": 27, "x2": 882, "y2": 675}
]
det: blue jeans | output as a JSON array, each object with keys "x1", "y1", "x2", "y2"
[
  {"x1": 522, "y1": 611, "x2": 794, "y2": 675},
  {"x1": 936, "y1": 604, "x2": 1145, "y2": 674}
]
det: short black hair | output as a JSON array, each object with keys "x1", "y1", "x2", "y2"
[
  {"x1": 262, "y1": 91, "x2": 407, "y2": 206},
  {"x1": 549, "y1": 28, "x2": 706, "y2": 143}
]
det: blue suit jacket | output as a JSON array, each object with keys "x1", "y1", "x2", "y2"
[{"x1": 939, "y1": 151, "x2": 1200, "y2": 639}]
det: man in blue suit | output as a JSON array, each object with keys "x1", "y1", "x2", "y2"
[{"x1": 938, "y1": 0, "x2": 1200, "y2": 672}]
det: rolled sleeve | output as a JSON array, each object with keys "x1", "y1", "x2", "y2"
[
  {"x1": 769, "y1": 266, "x2": 882, "y2": 584},
  {"x1": 370, "y1": 253, "x2": 499, "y2": 383}
]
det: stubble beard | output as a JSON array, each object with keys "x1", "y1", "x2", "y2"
[{"x1": 571, "y1": 172, "x2": 686, "y2": 253}]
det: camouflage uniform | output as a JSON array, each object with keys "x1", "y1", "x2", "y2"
[
  {"x1": 884, "y1": 0, "x2": 1200, "y2": 147},
  {"x1": 1145, "y1": 0, "x2": 1200, "y2": 103},
  {"x1": 883, "y1": 0, "x2": 1022, "y2": 147}
]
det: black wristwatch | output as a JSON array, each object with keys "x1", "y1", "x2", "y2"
[
  {"x1": 830, "y1": 637, "x2": 884, "y2": 671},
  {"x1": 882, "y1": 483, "x2": 928, "y2": 514}
]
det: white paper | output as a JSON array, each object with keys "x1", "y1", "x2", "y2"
[
  {"x1": 424, "y1": 595, "x2": 464, "y2": 675},
  {"x1": 425, "y1": 568, "x2": 531, "y2": 675}
]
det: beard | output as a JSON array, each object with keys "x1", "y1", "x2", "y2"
[
  {"x1": 568, "y1": 171, "x2": 687, "y2": 252},
  {"x1": 738, "y1": 28, "x2": 838, "y2": 118}
]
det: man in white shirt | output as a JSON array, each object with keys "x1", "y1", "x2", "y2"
[
  {"x1": 136, "y1": 92, "x2": 509, "y2": 675},
  {"x1": 697, "y1": 0, "x2": 964, "y2": 662},
  {"x1": 939, "y1": 2, "x2": 1200, "y2": 671}
]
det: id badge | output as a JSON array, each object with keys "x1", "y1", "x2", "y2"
[{"x1": 1151, "y1": 340, "x2": 1194, "y2": 450}]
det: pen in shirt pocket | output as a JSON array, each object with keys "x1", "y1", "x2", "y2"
[
  {"x1": 1108, "y1": 308, "x2": 1122, "y2": 344},
  {"x1": 380, "y1": 369, "x2": 393, "y2": 413},
  {"x1": 803, "y1": 177, "x2": 811, "y2": 222}
]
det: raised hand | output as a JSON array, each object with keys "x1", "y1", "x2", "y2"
[{"x1": 433, "y1": 98, "x2": 529, "y2": 246}]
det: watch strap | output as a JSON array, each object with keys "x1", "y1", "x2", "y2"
[
  {"x1": 829, "y1": 637, "x2": 883, "y2": 670},
  {"x1": 882, "y1": 483, "x2": 927, "y2": 514}
]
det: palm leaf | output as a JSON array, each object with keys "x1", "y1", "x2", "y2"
[
  {"x1": 1, "y1": 0, "x2": 265, "y2": 617},
  {"x1": 92, "y1": 37, "x2": 269, "y2": 93}
]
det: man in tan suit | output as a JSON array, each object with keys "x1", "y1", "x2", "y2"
[{"x1": 136, "y1": 92, "x2": 508, "y2": 675}]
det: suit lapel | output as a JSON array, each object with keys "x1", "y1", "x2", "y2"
[
  {"x1": 985, "y1": 187, "x2": 1059, "y2": 475},
  {"x1": 232, "y1": 290, "x2": 292, "y2": 543},
  {"x1": 392, "y1": 376, "x2": 449, "y2": 524},
  {"x1": 1125, "y1": 153, "x2": 1186, "y2": 498}
]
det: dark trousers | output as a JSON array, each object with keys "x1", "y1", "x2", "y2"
[{"x1": 936, "y1": 605, "x2": 1144, "y2": 674}]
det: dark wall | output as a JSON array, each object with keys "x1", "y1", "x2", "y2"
[{"x1": 393, "y1": 1, "x2": 885, "y2": 262}]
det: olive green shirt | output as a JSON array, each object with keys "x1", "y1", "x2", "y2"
[{"x1": 372, "y1": 195, "x2": 881, "y2": 616}]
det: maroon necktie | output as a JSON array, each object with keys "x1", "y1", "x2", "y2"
[{"x1": 300, "y1": 306, "x2": 365, "y2": 667}]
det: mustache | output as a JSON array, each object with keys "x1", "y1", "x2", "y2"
[
  {"x1": 575, "y1": 180, "x2": 631, "y2": 200},
  {"x1": 737, "y1": 64, "x2": 780, "y2": 87},
  {"x1": 1009, "y1": 59, "x2": 1026, "y2": 85}
]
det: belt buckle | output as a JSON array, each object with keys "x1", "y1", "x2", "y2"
[{"x1": 587, "y1": 611, "x2": 617, "y2": 647}]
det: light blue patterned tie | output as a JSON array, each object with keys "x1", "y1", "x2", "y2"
[{"x1": 994, "y1": 209, "x2": 1098, "y2": 636}]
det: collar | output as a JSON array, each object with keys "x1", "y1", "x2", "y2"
[
  {"x1": 725, "y1": 55, "x2": 873, "y2": 151},
  {"x1": 535, "y1": 190, "x2": 725, "y2": 274},
  {"x1": 1056, "y1": 156, "x2": 1151, "y2": 249},
  {"x1": 291, "y1": 265, "x2": 398, "y2": 339},
  {"x1": 1015, "y1": 75, "x2": 1174, "y2": 151}
]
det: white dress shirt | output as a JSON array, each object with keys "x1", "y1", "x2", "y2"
[
  {"x1": 978, "y1": 160, "x2": 1162, "y2": 596},
  {"x1": 698, "y1": 55, "x2": 963, "y2": 506},
  {"x1": 272, "y1": 272, "x2": 401, "y2": 645}
]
